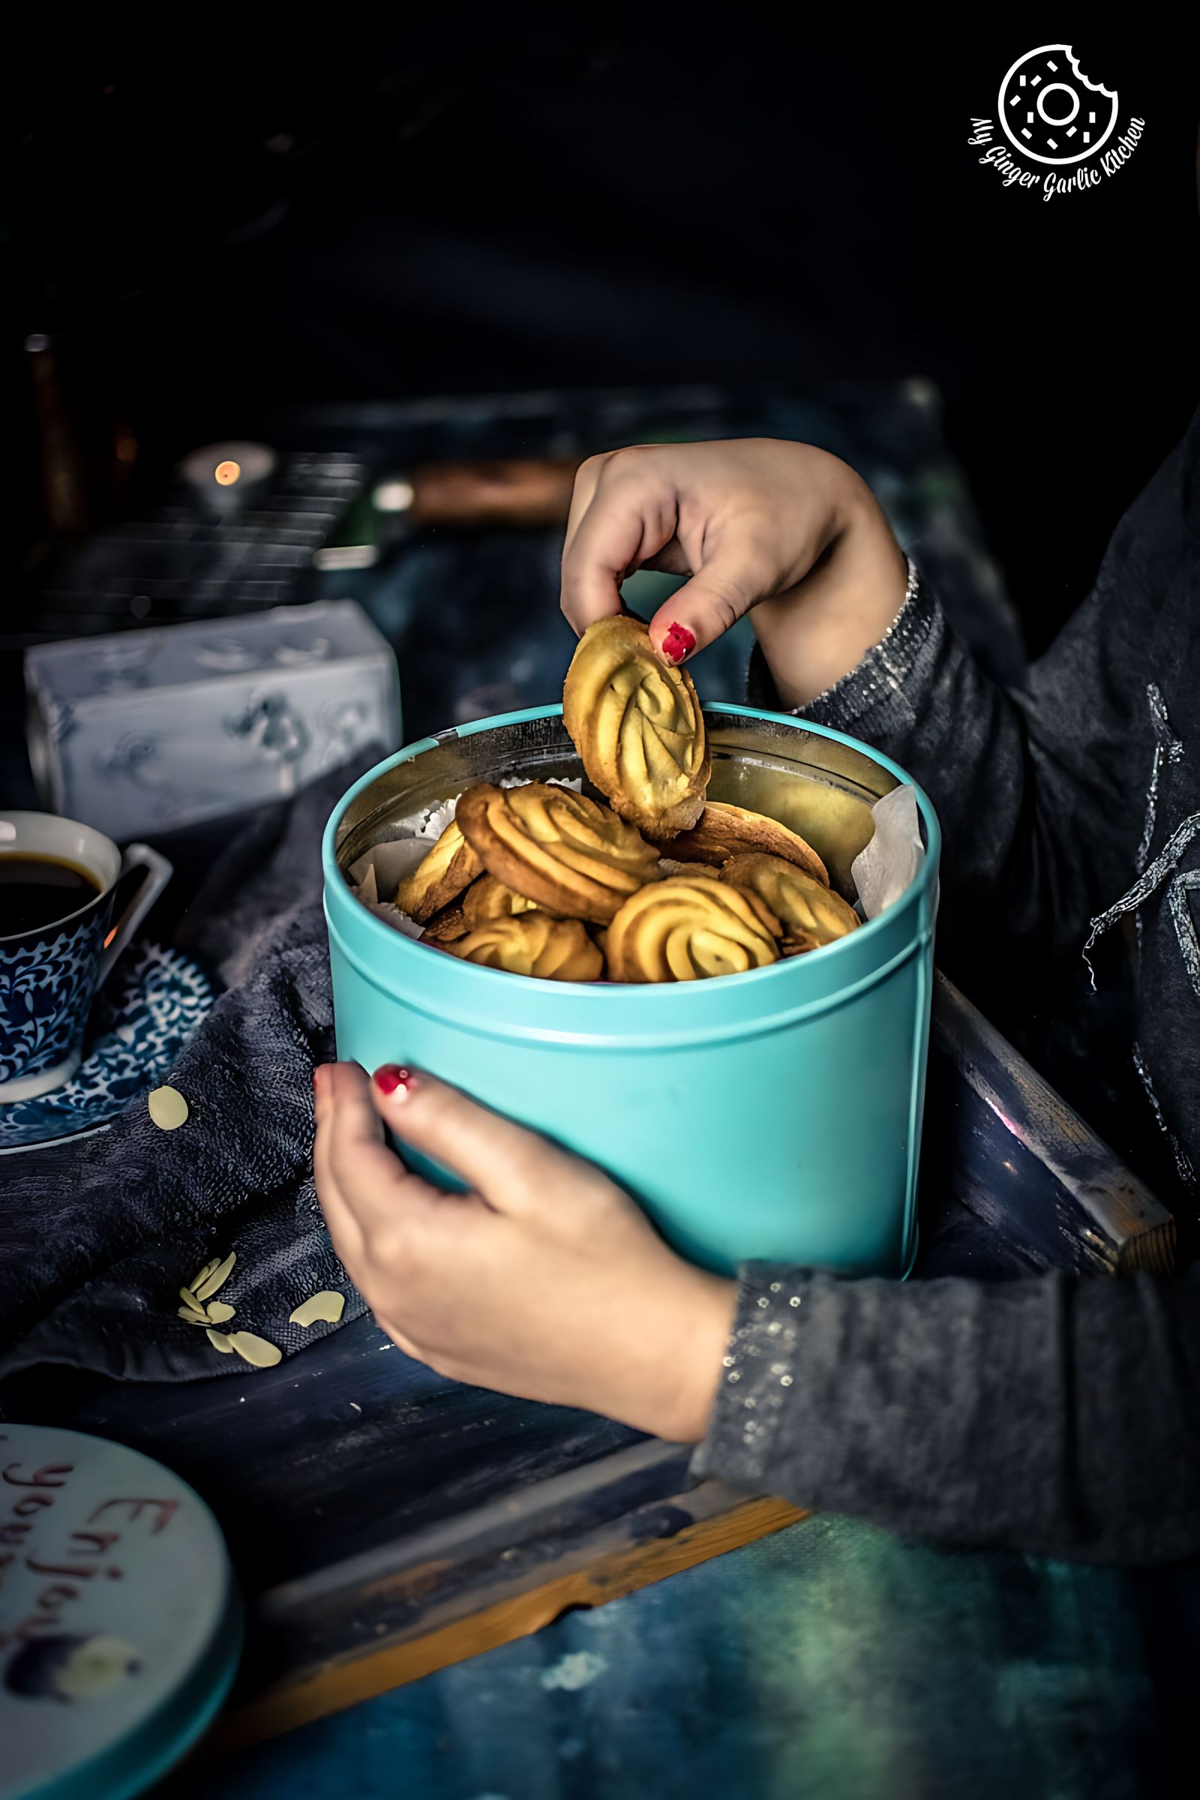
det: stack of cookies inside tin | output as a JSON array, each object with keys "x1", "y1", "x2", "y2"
[{"x1": 390, "y1": 617, "x2": 860, "y2": 983}]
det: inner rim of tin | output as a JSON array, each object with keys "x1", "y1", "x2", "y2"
[{"x1": 334, "y1": 708, "x2": 900, "y2": 900}]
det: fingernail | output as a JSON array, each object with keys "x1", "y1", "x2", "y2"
[
  {"x1": 660, "y1": 622, "x2": 696, "y2": 665},
  {"x1": 374, "y1": 1064, "x2": 417, "y2": 1099},
  {"x1": 313, "y1": 1065, "x2": 326, "y2": 1095}
]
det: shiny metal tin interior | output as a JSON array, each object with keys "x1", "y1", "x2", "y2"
[{"x1": 334, "y1": 706, "x2": 899, "y2": 897}]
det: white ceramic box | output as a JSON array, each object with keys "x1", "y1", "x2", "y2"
[{"x1": 25, "y1": 602, "x2": 401, "y2": 842}]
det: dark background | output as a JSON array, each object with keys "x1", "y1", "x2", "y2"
[{"x1": 4, "y1": 15, "x2": 1199, "y2": 651}]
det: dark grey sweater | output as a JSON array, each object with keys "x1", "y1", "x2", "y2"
[{"x1": 693, "y1": 413, "x2": 1200, "y2": 1565}]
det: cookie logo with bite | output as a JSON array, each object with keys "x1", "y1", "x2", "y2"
[{"x1": 998, "y1": 45, "x2": 1118, "y2": 166}]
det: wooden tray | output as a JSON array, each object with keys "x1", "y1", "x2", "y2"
[{"x1": 1, "y1": 974, "x2": 1172, "y2": 1748}]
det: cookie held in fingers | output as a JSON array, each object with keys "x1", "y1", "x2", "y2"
[
  {"x1": 394, "y1": 820, "x2": 484, "y2": 923},
  {"x1": 456, "y1": 782, "x2": 660, "y2": 925},
  {"x1": 657, "y1": 802, "x2": 829, "y2": 885},
  {"x1": 563, "y1": 615, "x2": 710, "y2": 837},
  {"x1": 605, "y1": 876, "x2": 781, "y2": 983},
  {"x1": 450, "y1": 913, "x2": 604, "y2": 981},
  {"x1": 462, "y1": 872, "x2": 540, "y2": 929},
  {"x1": 720, "y1": 854, "x2": 859, "y2": 950}
]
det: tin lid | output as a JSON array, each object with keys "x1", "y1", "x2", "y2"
[{"x1": 0, "y1": 1424, "x2": 242, "y2": 1800}]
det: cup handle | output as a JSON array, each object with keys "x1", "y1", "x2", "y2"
[{"x1": 96, "y1": 843, "x2": 174, "y2": 988}]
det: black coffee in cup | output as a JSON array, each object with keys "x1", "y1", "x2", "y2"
[{"x1": 0, "y1": 854, "x2": 102, "y2": 937}]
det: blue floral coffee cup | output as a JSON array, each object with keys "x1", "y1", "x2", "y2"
[{"x1": 0, "y1": 813, "x2": 172, "y2": 1102}]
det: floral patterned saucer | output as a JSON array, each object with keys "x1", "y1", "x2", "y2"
[{"x1": 0, "y1": 943, "x2": 214, "y2": 1155}]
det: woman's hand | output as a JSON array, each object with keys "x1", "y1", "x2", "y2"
[
  {"x1": 560, "y1": 438, "x2": 908, "y2": 707},
  {"x1": 312, "y1": 1062, "x2": 736, "y2": 1442}
]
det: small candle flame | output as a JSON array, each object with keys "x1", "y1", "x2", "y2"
[{"x1": 214, "y1": 460, "x2": 241, "y2": 487}]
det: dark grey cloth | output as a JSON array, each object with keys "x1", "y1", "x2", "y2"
[
  {"x1": 0, "y1": 763, "x2": 371, "y2": 1382},
  {"x1": 695, "y1": 412, "x2": 1200, "y2": 1564}
]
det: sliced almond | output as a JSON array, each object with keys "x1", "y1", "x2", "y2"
[
  {"x1": 191, "y1": 1257, "x2": 221, "y2": 1289},
  {"x1": 289, "y1": 1291, "x2": 346, "y2": 1328},
  {"x1": 179, "y1": 1286, "x2": 206, "y2": 1315},
  {"x1": 194, "y1": 1251, "x2": 236, "y2": 1302},
  {"x1": 206, "y1": 1328, "x2": 234, "y2": 1354},
  {"x1": 227, "y1": 1331, "x2": 282, "y2": 1369},
  {"x1": 148, "y1": 1086, "x2": 189, "y2": 1131},
  {"x1": 205, "y1": 1301, "x2": 235, "y2": 1323},
  {"x1": 178, "y1": 1306, "x2": 208, "y2": 1325}
]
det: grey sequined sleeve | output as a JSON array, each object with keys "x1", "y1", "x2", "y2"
[
  {"x1": 691, "y1": 428, "x2": 1200, "y2": 1563},
  {"x1": 691, "y1": 1261, "x2": 1200, "y2": 1564}
]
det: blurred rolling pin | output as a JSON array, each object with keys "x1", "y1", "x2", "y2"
[
  {"x1": 387, "y1": 454, "x2": 584, "y2": 527},
  {"x1": 316, "y1": 455, "x2": 584, "y2": 569}
]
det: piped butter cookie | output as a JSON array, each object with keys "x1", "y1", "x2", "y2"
[
  {"x1": 563, "y1": 616, "x2": 709, "y2": 836},
  {"x1": 604, "y1": 876, "x2": 780, "y2": 983},
  {"x1": 462, "y1": 872, "x2": 541, "y2": 928},
  {"x1": 450, "y1": 913, "x2": 604, "y2": 981},
  {"x1": 456, "y1": 782, "x2": 660, "y2": 925},
  {"x1": 720, "y1": 853, "x2": 859, "y2": 951},
  {"x1": 394, "y1": 819, "x2": 483, "y2": 923},
  {"x1": 658, "y1": 802, "x2": 829, "y2": 885}
]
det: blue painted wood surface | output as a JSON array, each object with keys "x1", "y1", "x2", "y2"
[{"x1": 161, "y1": 1513, "x2": 1199, "y2": 1800}]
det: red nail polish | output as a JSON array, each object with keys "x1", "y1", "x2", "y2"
[
  {"x1": 373, "y1": 1064, "x2": 416, "y2": 1097},
  {"x1": 660, "y1": 622, "x2": 696, "y2": 665}
]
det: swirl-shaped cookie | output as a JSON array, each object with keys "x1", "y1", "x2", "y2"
[
  {"x1": 394, "y1": 819, "x2": 484, "y2": 923},
  {"x1": 720, "y1": 854, "x2": 859, "y2": 950},
  {"x1": 450, "y1": 914, "x2": 603, "y2": 981},
  {"x1": 659, "y1": 802, "x2": 829, "y2": 885},
  {"x1": 456, "y1": 782, "x2": 660, "y2": 924},
  {"x1": 605, "y1": 876, "x2": 780, "y2": 983},
  {"x1": 461, "y1": 872, "x2": 540, "y2": 929},
  {"x1": 563, "y1": 616, "x2": 710, "y2": 836}
]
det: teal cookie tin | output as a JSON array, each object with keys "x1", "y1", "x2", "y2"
[{"x1": 323, "y1": 705, "x2": 940, "y2": 1279}]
